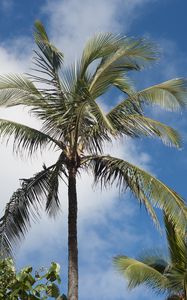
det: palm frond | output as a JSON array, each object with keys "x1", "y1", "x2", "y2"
[
  {"x1": 114, "y1": 256, "x2": 168, "y2": 291},
  {"x1": 0, "y1": 119, "x2": 60, "y2": 156},
  {"x1": 0, "y1": 75, "x2": 68, "y2": 132},
  {"x1": 112, "y1": 75, "x2": 135, "y2": 95},
  {"x1": 80, "y1": 122, "x2": 111, "y2": 154},
  {"x1": 80, "y1": 33, "x2": 124, "y2": 78},
  {"x1": 110, "y1": 79, "x2": 187, "y2": 116},
  {"x1": 138, "y1": 252, "x2": 168, "y2": 273},
  {"x1": 108, "y1": 112, "x2": 181, "y2": 147},
  {"x1": 87, "y1": 155, "x2": 187, "y2": 232},
  {"x1": 87, "y1": 98, "x2": 115, "y2": 133},
  {"x1": 165, "y1": 268, "x2": 186, "y2": 292},
  {"x1": 34, "y1": 20, "x2": 64, "y2": 73},
  {"x1": 0, "y1": 165, "x2": 55, "y2": 256},
  {"x1": 164, "y1": 214, "x2": 186, "y2": 269},
  {"x1": 89, "y1": 37, "x2": 158, "y2": 98},
  {"x1": 32, "y1": 20, "x2": 66, "y2": 105},
  {"x1": 45, "y1": 154, "x2": 67, "y2": 217},
  {"x1": 138, "y1": 79, "x2": 187, "y2": 110},
  {"x1": 0, "y1": 74, "x2": 43, "y2": 107}
]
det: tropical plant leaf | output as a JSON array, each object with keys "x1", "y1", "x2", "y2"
[
  {"x1": 0, "y1": 165, "x2": 55, "y2": 256},
  {"x1": 137, "y1": 252, "x2": 168, "y2": 274},
  {"x1": 164, "y1": 214, "x2": 186, "y2": 269},
  {"x1": 0, "y1": 74, "x2": 43, "y2": 107},
  {"x1": 110, "y1": 79, "x2": 187, "y2": 117},
  {"x1": 108, "y1": 112, "x2": 181, "y2": 147},
  {"x1": 112, "y1": 75, "x2": 135, "y2": 95},
  {"x1": 114, "y1": 212, "x2": 187, "y2": 298},
  {"x1": 34, "y1": 20, "x2": 64, "y2": 73},
  {"x1": 80, "y1": 33, "x2": 124, "y2": 78},
  {"x1": 87, "y1": 155, "x2": 187, "y2": 232},
  {"x1": 113, "y1": 256, "x2": 168, "y2": 291},
  {"x1": 45, "y1": 153, "x2": 67, "y2": 217},
  {"x1": 138, "y1": 79, "x2": 187, "y2": 110},
  {"x1": 0, "y1": 119, "x2": 59, "y2": 156},
  {"x1": 89, "y1": 37, "x2": 158, "y2": 98}
]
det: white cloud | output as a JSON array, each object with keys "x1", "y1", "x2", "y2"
[
  {"x1": 43, "y1": 0, "x2": 156, "y2": 61},
  {"x1": 79, "y1": 266, "x2": 159, "y2": 300}
]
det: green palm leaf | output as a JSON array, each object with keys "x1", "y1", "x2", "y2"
[
  {"x1": 0, "y1": 165, "x2": 55, "y2": 256},
  {"x1": 45, "y1": 154, "x2": 67, "y2": 217},
  {"x1": 89, "y1": 37, "x2": 158, "y2": 98},
  {"x1": 114, "y1": 215, "x2": 187, "y2": 299},
  {"x1": 114, "y1": 256, "x2": 168, "y2": 291},
  {"x1": 34, "y1": 20, "x2": 64, "y2": 73},
  {"x1": 80, "y1": 33, "x2": 124, "y2": 78},
  {"x1": 0, "y1": 119, "x2": 59, "y2": 156},
  {"x1": 138, "y1": 79, "x2": 187, "y2": 110},
  {"x1": 87, "y1": 155, "x2": 187, "y2": 231},
  {"x1": 108, "y1": 113, "x2": 181, "y2": 147},
  {"x1": 109, "y1": 79, "x2": 187, "y2": 117},
  {"x1": 112, "y1": 76, "x2": 135, "y2": 95},
  {"x1": 164, "y1": 215, "x2": 186, "y2": 269},
  {"x1": 0, "y1": 74, "x2": 42, "y2": 107}
]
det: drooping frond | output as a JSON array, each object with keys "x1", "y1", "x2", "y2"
[
  {"x1": 88, "y1": 37, "x2": 158, "y2": 98},
  {"x1": 87, "y1": 155, "x2": 187, "y2": 232},
  {"x1": 138, "y1": 253, "x2": 168, "y2": 274},
  {"x1": 0, "y1": 75, "x2": 67, "y2": 130},
  {"x1": 0, "y1": 165, "x2": 55, "y2": 256},
  {"x1": 113, "y1": 256, "x2": 168, "y2": 291},
  {"x1": 0, "y1": 74, "x2": 42, "y2": 107},
  {"x1": 108, "y1": 112, "x2": 182, "y2": 147},
  {"x1": 114, "y1": 212, "x2": 187, "y2": 298},
  {"x1": 166, "y1": 268, "x2": 186, "y2": 293},
  {"x1": 110, "y1": 79, "x2": 187, "y2": 117},
  {"x1": 138, "y1": 79, "x2": 187, "y2": 110},
  {"x1": 164, "y1": 214, "x2": 186, "y2": 269},
  {"x1": 112, "y1": 75, "x2": 135, "y2": 95},
  {"x1": 45, "y1": 153, "x2": 68, "y2": 217},
  {"x1": 80, "y1": 33, "x2": 124, "y2": 78},
  {"x1": 0, "y1": 119, "x2": 60, "y2": 156}
]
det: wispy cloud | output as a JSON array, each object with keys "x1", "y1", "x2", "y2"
[{"x1": 43, "y1": 0, "x2": 156, "y2": 61}]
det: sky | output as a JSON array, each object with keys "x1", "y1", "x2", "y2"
[{"x1": 0, "y1": 0, "x2": 187, "y2": 299}]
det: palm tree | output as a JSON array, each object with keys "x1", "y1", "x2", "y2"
[
  {"x1": 114, "y1": 215, "x2": 187, "y2": 300},
  {"x1": 0, "y1": 21, "x2": 186, "y2": 300}
]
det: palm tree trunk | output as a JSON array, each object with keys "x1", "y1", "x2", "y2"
[{"x1": 67, "y1": 166, "x2": 78, "y2": 300}]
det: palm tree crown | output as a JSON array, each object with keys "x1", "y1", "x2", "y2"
[
  {"x1": 0, "y1": 21, "x2": 186, "y2": 299},
  {"x1": 114, "y1": 215, "x2": 187, "y2": 300}
]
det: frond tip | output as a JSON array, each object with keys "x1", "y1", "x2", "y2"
[
  {"x1": 34, "y1": 20, "x2": 64, "y2": 72},
  {"x1": 138, "y1": 78, "x2": 187, "y2": 111},
  {"x1": 113, "y1": 256, "x2": 168, "y2": 291},
  {"x1": 88, "y1": 155, "x2": 187, "y2": 232}
]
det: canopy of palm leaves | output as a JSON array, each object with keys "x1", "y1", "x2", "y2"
[
  {"x1": 0, "y1": 21, "x2": 186, "y2": 256},
  {"x1": 114, "y1": 215, "x2": 187, "y2": 300}
]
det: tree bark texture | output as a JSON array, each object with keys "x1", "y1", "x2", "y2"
[{"x1": 68, "y1": 167, "x2": 78, "y2": 300}]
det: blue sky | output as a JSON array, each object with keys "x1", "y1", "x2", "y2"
[{"x1": 0, "y1": 1, "x2": 187, "y2": 299}]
